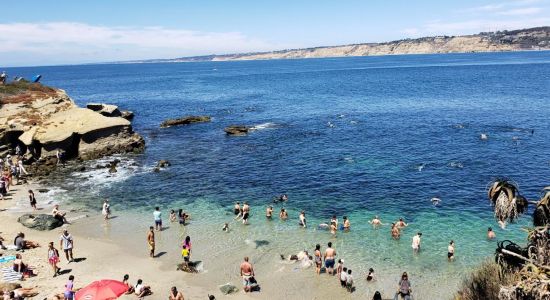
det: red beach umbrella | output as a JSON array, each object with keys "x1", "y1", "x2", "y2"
[{"x1": 75, "y1": 280, "x2": 128, "y2": 300}]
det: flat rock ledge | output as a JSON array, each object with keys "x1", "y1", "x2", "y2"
[
  {"x1": 160, "y1": 115, "x2": 211, "y2": 128},
  {"x1": 18, "y1": 214, "x2": 63, "y2": 231},
  {"x1": 224, "y1": 125, "x2": 250, "y2": 136}
]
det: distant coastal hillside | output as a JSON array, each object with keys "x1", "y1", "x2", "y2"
[{"x1": 129, "y1": 26, "x2": 550, "y2": 63}]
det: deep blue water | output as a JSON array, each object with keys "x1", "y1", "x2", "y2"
[{"x1": 8, "y1": 52, "x2": 549, "y2": 216}]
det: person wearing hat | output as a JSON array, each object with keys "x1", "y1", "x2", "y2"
[
  {"x1": 59, "y1": 229, "x2": 74, "y2": 262},
  {"x1": 265, "y1": 205, "x2": 273, "y2": 219}
]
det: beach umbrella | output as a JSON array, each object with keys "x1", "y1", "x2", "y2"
[{"x1": 75, "y1": 279, "x2": 127, "y2": 300}]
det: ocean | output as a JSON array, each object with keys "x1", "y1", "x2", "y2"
[{"x1": 6, "y1": 51, "x2": 550, "y2": 299}]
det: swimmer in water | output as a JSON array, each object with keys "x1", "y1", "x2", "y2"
[
  {"x1": 279, "y1": 208, "x2": 288, "y2": 220},
  {"x1": 396, "y1": 218, "x2": 408, "y2": 229},
  {"x1": 369, "y1": 216, "x2": 384, "y2": 227},
  {"x1": 242, "y1": 202, "x2": 250, "y2": 225},
  {"x1": 391, "y1": 223, "x2": 400, "y2": 240},
  {"x1": 487, "y1": 227, "x2": 496, "y2": 239},
  {"x1": 431, "y1": 197, "x2": 441, "y2": 206},
  {"x1": 233, "y1": 202, "x2": 241, "y2": 215},
  {"x1": 222, "y1": 223, "x2": 229, "y2": 232},
  {"x1": 299, "y1": 211, "x2": 307, "y2": 228},
  {"x1": 343, "y1": 216, "x2": 350, "y2": 231},
  {"x1": 266, "y1": 205, "x2": 273, "y2": 219},
  {"x1": 330, "y1": 221, "x2": 337, "y2": 235}
]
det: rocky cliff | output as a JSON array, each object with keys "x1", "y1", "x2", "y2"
[
  {"x1": 132, "y1": 26, "x2": 550, "y2": 63},
  {"x1": 0, "y1": 81, "x2": 144, "y2": 174}
]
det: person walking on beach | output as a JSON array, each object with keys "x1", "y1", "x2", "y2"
[
  {"x1": 59, "y1": 229, "x2": 74, "y2": 263},
  {"x1": 28, "y1": 190, "x2": 37, "y2": 210},
  {"x1": 487, "y1": 227, "x2": 496, "y2": 239},
  {"x1": 64, "y1": 275, "x2": 75, "y2": 300},
  {"x1": 448, "y1": 240, "x2": 455, "y2": 261},
  {"x1": 153, "y1": 207, "x2": 162, "y2": 231},
  {"x1": 397, "y1": 272, "x2": 412, "y2": 300},
  {"x1": 240, "y1": 257, "x2": 255, "y2": 292},
  {"x1": 412, "y1": 232, "x2": 422, "y2": 254},
  {"x1": 324, "y1": 241, "x2": 336, "y2": 275},
  {"x1": 47, "y1": 242, "x2": 61, "y2": 277},
  {"x1": 147, "y1": 226, "x2": 155, "y2": 258},
  {"x1": 169, "y1": 286, "x2": 184, "y2": 300},
  {"x1": 102, "y1": 199, "x2": 110, "y2": 220},
  {"x1": 314, "y1": 244, "x2": 322, "y2": 275},
  {"x1": 242, "y1": 202, "x2": 250, "y2": 224},
  {"x1": 299, "y1": 211, "x2": 307, "y2": 228},
  {"x1": 266, "y1": 205, "x2": 273, "y2": 219}
]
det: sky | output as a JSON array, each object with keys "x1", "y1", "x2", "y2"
[{"x1": 1, "y1": 0, "x2": 549, "y2": 67}]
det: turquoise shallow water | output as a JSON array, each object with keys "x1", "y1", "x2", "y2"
[{"x1": 6, "y1": 51, "x2": 550, "y2": 298}]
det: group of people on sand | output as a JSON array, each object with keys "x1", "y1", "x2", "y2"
[{"x1": 1, "y1": 152, "x2": 29, "y2": 200}]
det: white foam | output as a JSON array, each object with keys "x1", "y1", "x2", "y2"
[{"x1": 251, "y1": 122, "x2": 278, "y2": 130}]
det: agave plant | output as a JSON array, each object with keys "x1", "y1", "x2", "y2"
[
  {"x1": 533, "y1": 187, "x2": 550, "y2": 227},
  {"x1": 487, "y1": 179, "x2": 528, "y2": 223}
]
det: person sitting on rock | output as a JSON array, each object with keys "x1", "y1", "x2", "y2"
[{"x1": 52, "y1": 204, "x2": 68, "y2": 223}]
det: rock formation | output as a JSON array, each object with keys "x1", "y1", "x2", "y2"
[
  {"x1": 0, "y1": 81, "x2": 145, "y2": 175},
  {"x1": 18, "y1": 214, "x2": 64, "y2": 230},
  {"x1": 224, "y1": 125, "x2": 250, "y2": 136},
  {"x1": 160, "y1": 115, "x2": 211, "y2": 128}
]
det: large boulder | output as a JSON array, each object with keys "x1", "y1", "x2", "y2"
[
  {"x1": 160, "y1": 116, "x2": 211, "y2": 128},
  {"x1": 121, "y1": 110, "x2": 134, "y2": 120},
  {"x1": 18, "y1": 214, "x2": 63, "y2": 230},
  {"x1": 224, "y1": 125, "x2": 250, "y2": 136}
]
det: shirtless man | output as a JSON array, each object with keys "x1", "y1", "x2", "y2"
[
  {"x1": 330, "y1": 215, "x2": 338, "y2": 229},
  {"x1": 391, "y1": 223, "x2": 400, "y2": 240},
  {"x1": 396, "y1": 218, "x2": 408, "y2": 229},
  {"x1": 330, "y1": 221, "x2": 337, "y2": 235},
  {"x1": 242, "y1": 202, "x2": 250, "y2": 224},
  {"x1": 52, "y1": 205, "x2": 68, "y2": 224},
  {"x1": 169, "y1": 286, "x2": 184, "y2": 300},
  {"x1": 324, "y1": 242, "x2": 337, "y2": 275},
  {"x1": 240, "y1": 257, "x2": 255, "y2": 292},
  {"x1": 369, "y1": 216, "x2": 384, "y2": 227},
  {"x1": 279, "y1": 208, "x2": 288, "y2": 220},
  {"x1": 266, "y1": 206, "x2": 273, "y2": 219},
  {"x1": 487, "y1": 227, "x2": 496, "y2": 239},
  {"x1": 448, "y1": 240, "x2": 455, "y2": 261},
  {"x1": 147, "y1": 226, "x2": 155, "y2": 258}
]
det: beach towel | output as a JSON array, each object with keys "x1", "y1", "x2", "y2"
[
  {"x1": 1, "y1": 266, "x2": 22, "y2": 282},
  {"x1": 0, "y1": 255, "x2": 16, "y2": 264}
]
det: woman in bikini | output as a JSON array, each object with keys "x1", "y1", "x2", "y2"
[{"x1": 314, "y1": 244, "x2": 322, "y2": 275}]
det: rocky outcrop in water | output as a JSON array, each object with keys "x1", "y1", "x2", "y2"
[
  {"x1": 160, "y1": 115, "x2": 211, "y2": 128},
  {"x1": 18, "y1": 214, "x2": 63, "y2": 230},
  {"x1": 0, "y1": 81, "x2": 145, "y2": 175},
  {"x1": 224, "y1": 125, "x2": 250, "y2": 136}
]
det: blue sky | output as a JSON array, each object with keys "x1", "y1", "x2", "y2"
[{"x1": 1, "y1": 0, "x2": 549, "y2": 66}]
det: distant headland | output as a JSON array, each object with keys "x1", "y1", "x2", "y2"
[{"x1": 124, "y1": 26, "x2": 550, "y2": 64}]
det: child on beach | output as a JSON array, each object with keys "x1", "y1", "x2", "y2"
[
  {"x1": 169, "y1": 210, "x2": 177, "y2": 222},
  {"x1": 346, "y1": 269, "x2": 354, "y2": 292},
  {"x1": 28, "y1": 190, "x2": 37, "y2": 210},
  {"x1": 336, "y1": 259, "x2": 343, "y2": 278},
  {"x1": 367, "y1": 268, "x2": 375, "y2": 281},
  {"x1": 340, "y1": 267, "x2": 348, "y2": 287},
  {"x1": 47, "y1": 242, "x2": 61, "y2": 277},
  {"x1": 64, "y1": 275, "x2": 75, "y2": 300}
]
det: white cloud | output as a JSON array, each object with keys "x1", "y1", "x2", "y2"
[
  {"x1": 0, "y1": 22, "x2": 281, "y2": 66},
  {"x1": 497, "y1": 7, "x2": 543, "y2": 15}
]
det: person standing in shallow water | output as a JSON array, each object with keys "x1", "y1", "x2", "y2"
[
  {"x1": 487, "y1": 227, "x2": 496, "y2": 239},
  {"x1": 147, "y1": 226, "x2": 155, "y2": 258},
  {"x1": 412, "y1": 232, "x2": 422, "y2": 254},
  {"x1": 299, "y1": 211, "x2": 306, "y2": 228},
  {"x1": 102, "y1": 199, "x2": 110, "y2": 220},
  {"x1": 391, "y1": 223, "x2": 400, "y2": 240},
  {"x1": 279, "y1": 208, "x2": 288, "y2": 220},
  {"x1": 314, "y1": 244, "x2": 322, "y2": 275},
  {"x1": 448, "y1": 240, "x2": 455, "y2": 261},
  {"x1": 266, "y1": 205, "x2": 273, "y2": 219},
  {"x1": 242, "y1": 202, "x2": 250, "y2": 224},
  {"x1": 28, "y1": 190, "x2": 37, "y2": 210},
  {"x1": 153, "y1": 207, "x2": 162, "y2": 231},
  {"x1": 324, "y1": 241, "x2": 336, "y2": 275}
]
